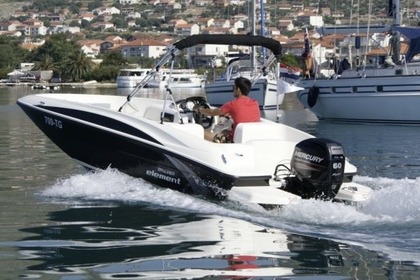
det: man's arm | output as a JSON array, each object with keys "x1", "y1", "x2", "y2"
[{"x1": 197, "y1": 107, "x2": 222, "y2": 116}]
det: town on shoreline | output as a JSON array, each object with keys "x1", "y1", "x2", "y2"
[{"x1": 0, "y1": 1, "x2": 418, "y2": 84}]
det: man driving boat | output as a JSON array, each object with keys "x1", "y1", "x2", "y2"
[{"x1": 195, "y1": 77, "x2": 261, "y2": 142}]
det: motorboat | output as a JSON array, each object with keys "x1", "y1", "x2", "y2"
[
  {"x1": 297, "y1": 0, "x2": 420, "y2": 124},
  {"x1": 32, "y1": 84, "x2": 60, "y2": 91},
  {"x1": 117, "y1": 67, "x2": 205, "y2": 89},
  {"x1": 146, "y1": 71, "x2": 206, "y2": 89},
  {"x1": 116, "y1": 67, "x2": 152, "y2": 88},
  {"x1": 17, "y1": 34, "x2": 372, "y2": 207}
]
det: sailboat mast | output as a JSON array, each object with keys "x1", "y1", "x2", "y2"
[
  {"x1": 260, "y1": 0, "x2": 266, "y2": 63},
  {"x1": 391, "y1": 0, "x2": 400, "y2": 26},
  {"x1": 251, "y1": 0, "x2": 256, "y2": 70}
]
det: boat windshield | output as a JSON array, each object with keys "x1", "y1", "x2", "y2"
[{"x1": 119, "y1": 70, "x2": 148, "y2": 76}]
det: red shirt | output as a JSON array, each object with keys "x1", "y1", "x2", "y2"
[{"x1": 220, "y1": 96, "x2": 261, "y2": 141}]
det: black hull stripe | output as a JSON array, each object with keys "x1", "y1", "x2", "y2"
[{"x1": 18, "y1": 102, "x2": 261, "y2": 197}]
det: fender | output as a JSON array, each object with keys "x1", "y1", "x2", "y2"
[{"x1": 307, "y1": 86, "x2": 319, "y2": 108}]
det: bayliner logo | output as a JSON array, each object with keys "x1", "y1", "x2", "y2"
[
  {"x1": 146, "y1": 169, "x2": 181, "y2": 185},
  {"x1": 294, "y1": 151, "x2": 324, "y2": 163}
]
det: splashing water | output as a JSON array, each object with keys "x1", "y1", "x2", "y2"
[{"x1": 40, "y1": 168, "x2": 420, "y2": 264}]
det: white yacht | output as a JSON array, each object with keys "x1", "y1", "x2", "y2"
[
  {"x1": 116, "y1": 68, "x2": 151, "y2": 88},
  {"x1": 146, "y1": 70, "x2": 205, "y2": 89}
]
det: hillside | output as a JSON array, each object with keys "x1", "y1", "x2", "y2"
[{"x1": 0, "y1": 1, "x2": 30, "y2": 20}]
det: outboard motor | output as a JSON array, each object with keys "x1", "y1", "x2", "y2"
[{"x1": 285, "y1": 138, "x2": 345, "y2": 200}]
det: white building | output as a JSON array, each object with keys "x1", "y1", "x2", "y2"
[
  {"x1": 232, "y1": 20, "x2": 245, "y2": 31},
  {"x1": 119, "y1": 39, "x2": 167, "y2": 58},
  {"x1": 174, "y1": 23, "x2": 200, "y2": 36},
  {"x1": 309, "y1": 15, "x2": 324, "y2": 27},
  {"x1": 81, "y1": 45, "x2": 99, "y2": 58},
  {"x1": 119, "y1": 0, "x2": 140, "y2": 4},
  {"x1": 187, "y1": 43, "x2": 230, "y2": 67},
  {"x1": 93, "y1": 7, "x2": 121, "y2": 16}
]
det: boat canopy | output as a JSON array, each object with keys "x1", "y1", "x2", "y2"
[
  {"x1": 173, "y1": 34, "x2": 282, "y2": 58},
  {"x1": 120, "y1": 34, "x2": 282, "y2": 112},
  {"x1": 394, "y1": 26, "x2": 420, "y2": 62}
]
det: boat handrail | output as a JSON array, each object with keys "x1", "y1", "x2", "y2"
[
  {"x1": 249, "y1": 53, "x2": 278, "y2": 86},
  {"x1": 118, "y1": 34, "x2": 282, "y2": 122},
  {"x1": 161, "y1": 58, "x2": 185, "y2": 125},
  {"x1": 118, "y1": 45, "x2": 180, "y2": 112}
]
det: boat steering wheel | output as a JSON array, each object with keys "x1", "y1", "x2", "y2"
[{"x1": 176, "y1": 96, "x2": 214, "y2": 129}]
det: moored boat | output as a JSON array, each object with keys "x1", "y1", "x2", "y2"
[
  {"x1": 146, "y1": 71, "x2": 206, "y2": 89},
  {"x1": 297, "y1": 0, "x2": 420, "y2": 123},
  {"x1": 116, "y1": 68, "x2": 151, "y2": 88},
  {"x1": 205, "y1": 58, "x2": 280, "y2": 110}
]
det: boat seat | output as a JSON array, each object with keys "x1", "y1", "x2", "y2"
[
  {"x1": 233, "y1": 122, "x2": 283, "y2": 143},
  {"x1": 143, "y1": 104, "x2": 163, "y2": 121},
  {"x1": 164, "y1": 122, "x2": 204, "y2": 139},
  {"x1": 143, "y1": 103, "x2": 179, "y2": 122}
]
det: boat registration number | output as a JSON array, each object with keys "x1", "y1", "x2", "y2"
[{"x1": 44, "y1": 116, "x2": 63, "y2": 129}]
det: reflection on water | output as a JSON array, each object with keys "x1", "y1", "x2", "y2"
[{"x1": 16, "y1": 205, "x2": 405, "y2": 279}]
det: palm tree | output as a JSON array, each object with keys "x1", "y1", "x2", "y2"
[
  {"x1": 35, "y1": 54, "x2": 57, "y2": 71},
  {"x1": 62, "y1": 49, "x2": 93, "y2": 82}
]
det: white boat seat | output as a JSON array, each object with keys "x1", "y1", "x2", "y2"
[
  {"x1": 233, "y1": 122, "x2": 283, "y2": 143},
  {"x1": 143, "y1": 103, "x2": 179, "y2": 122},
  {"x1": 144, "y1": 104, "x2": 164, "y2": 121},
  {"x1": 164, "y1": 122, "x2": 204, "y2": 139}
]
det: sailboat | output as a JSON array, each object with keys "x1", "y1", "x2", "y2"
[{"x1": 296, "y1": 0, "x2": 420, "y2": 124}]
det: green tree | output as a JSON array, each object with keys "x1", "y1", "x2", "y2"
[
  {"x1": 69, "y1": 20, "x2": 81, "y2": 27},
  {"x1": 281, "y1": 53, "x2": 300, "y2": 68},
  {"x1": 0, "y1": 44, "x2": 16, "y2": 69},
  {"x1": 31, "y1": 0, "x2": 67, "y2": 12},
  {"x1": 28, "y1": 34, "x2": 79, "y2": 64},
  {"x1": 82, "y1": 51, "x2": 127, "y2": 82},
  {"x1": 111, "y1": 14, "x2": 128, "y2": 29},
  {"x1": 0, "y1": 35, "x2": 29, "y2": 78},
  {"x1": 34, "y1": 54, "x2": 58, "y2": 71},
  {"x1": 27, "y1": 34, "x2": 81, "y2": 78},
  {"x1": 69, "y1": 3, "x2": 80, "y2": 15},
  {"x1": 62, "y1": 50, "x2": 93, "y2": 82},
  {"x1": 87, "y1": 65, "x2": 120, "y2": 82},
  {"x1": 88, "y1": 0, "x2": 103, "y2": 11},
  {"x1": 101, "y1": 51, "x2": 127, "y2": 67},
  {"x1": 81, "y1": 19, "x2": 91, "y2": 29}
]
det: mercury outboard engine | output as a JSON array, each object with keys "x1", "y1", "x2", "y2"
[{"x1": 285, "y1": 138, "x2": 345, "y2": 200}]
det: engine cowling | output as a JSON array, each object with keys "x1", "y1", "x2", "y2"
[{"x1": 286, "y1": 138, "x2": 345, "y2": 200}]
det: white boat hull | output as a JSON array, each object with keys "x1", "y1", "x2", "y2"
[
  {"x1": 116, "y1": 68, "x2": 151, "y2": 88},
  {"x1": 145, "y1": 71, "x2": 205, "y2": 89},
  {"x1": 206, "y1": 78, "x2": 283, "y2": 110},
  {"x1": 298, "y1": 75, "x2": 420, "y2": 123},
  {"x1": 17, "y1": 93, "x2": 371, "y2": 207}
]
